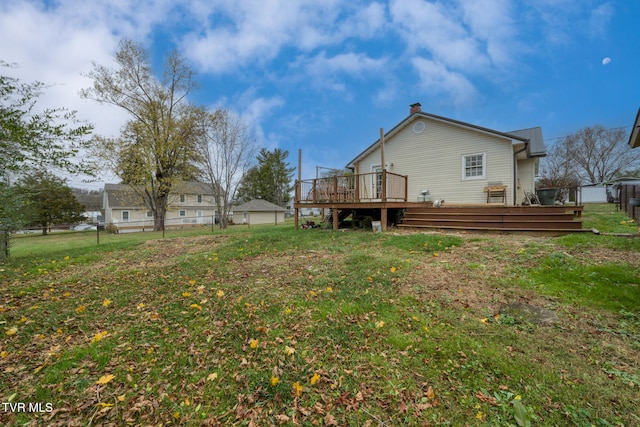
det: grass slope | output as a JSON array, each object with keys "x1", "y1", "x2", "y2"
[{"x1": 1, "y1": 205, "x2": 639, "y2": 426}]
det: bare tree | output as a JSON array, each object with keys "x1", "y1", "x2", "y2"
[
  {"x1": 197, "y1": 109, "x2": 257, "y2": 229},
  {"x1": 563, "y1": 125, "x2": 640, "y2": 184},
  {"x1": 81, "y1": 40, "x2": 201, "y2": 231}
]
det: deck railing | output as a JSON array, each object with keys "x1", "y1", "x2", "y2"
[{"x1": 295, "y1": 171, "x2": 408, "y2": 204}]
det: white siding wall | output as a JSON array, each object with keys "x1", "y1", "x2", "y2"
[
  {"x1": 516, "y1": 158, "x2": 537, "y2": 202},
  {"x1": 243, "y1": 211, "x2": 285, "y2": 225},
  {"x1": 357, "y1": 118, "x2": 515, "y2": 204}
]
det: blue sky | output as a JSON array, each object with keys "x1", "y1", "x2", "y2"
[{"x1": 1, "y1": 0, "x2": 638, "y2": 189}]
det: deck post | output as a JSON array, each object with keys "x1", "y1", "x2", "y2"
[
  {"x1": 404, "y1": 175, "x2": 408, "y2": 201},
  {"x1": 382, "y1": 170, "x2": 387, "y2": 202},
  {"x1": 294, "y1": 180, "x2": 299, "y2": 230},
  {"x1": 381, "y1": 207, "x2": 388, "y2": 231},
  {"x1": 333, "y1": 207, "x2": 339, "y2": 230}
]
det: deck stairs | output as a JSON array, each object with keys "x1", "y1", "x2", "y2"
[{"x1": 398, "y1": 205, "x2": 584, "y2": 232}]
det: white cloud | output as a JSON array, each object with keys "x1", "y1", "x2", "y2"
[
  {"x1": 411, "y1": 58, "x2": 477, "y2": 108},
  {"x1": 589, "y1": 2, "x2": 614, "y2": 38},
  {"x1": 390, "y1": 0, "x2": 490, "y2": 72},
  {"x1": 458, "y1": 0, "x2": 518, "y2": 66},
  {"x1": 180, "y1": 0, "x2": 345, "y2": 73}
]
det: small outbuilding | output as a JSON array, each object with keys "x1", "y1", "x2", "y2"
[{"x1": 234, "y1": 199, "x2": 288, "y2": 225}]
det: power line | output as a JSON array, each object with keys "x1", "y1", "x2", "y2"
[{"x1": 544, "y1": 125, "x2": 632, "y2": 143}]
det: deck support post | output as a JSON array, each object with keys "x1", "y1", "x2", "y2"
[
  {"x1": 381, "y1": 207, "x2": 388, "y2": 231},
  {"x1": 333, "y1": 207, "x2": 339, "y2": 230}
]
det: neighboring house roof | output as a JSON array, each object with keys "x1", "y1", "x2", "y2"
[
  {"x1": 629, "y1": 107, "x2": 640, "y2": 149},
  {"x1": 104, "y1": 184, "x2": 145, "y2": 209},
  {"x1": 345, "y1": 109, "x2": 545, "y2": 168},
  {"x1": 234, "y1": 199, "x2": 288, "y2": 212}
]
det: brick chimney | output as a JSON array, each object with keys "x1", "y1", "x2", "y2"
[{"x1": 410, "y1": 102, "x2": 422, "y2": 115}]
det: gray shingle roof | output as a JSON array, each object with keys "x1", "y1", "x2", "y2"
[
  {"x1": 234, "y1": 199, "x2": 288, "y2": 212},
  {"x1": 507, "y1": 127, "x2": 546, "y2": 157}
]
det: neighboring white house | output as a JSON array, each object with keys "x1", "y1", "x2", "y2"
[
  {"x1": 233, "y1": 199, "x2": 288, "y2": 225},
  {"x1": 103, "y1": 182, "x2": 218, "y2": 229},
  {"x1": 345, "y1": 103, "x2": 546, "y2": 206}
]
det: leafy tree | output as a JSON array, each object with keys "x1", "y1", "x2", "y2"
[
  {"x1": 0, "y1": 183, "x2": 29, "y2": 258},
  {"x1": 15, "y1": 170, "x2": 86, "y2": 235},
  {"x1": 1, "y1": 62, "x2": 94, "y2": 178},
  {"x1": 81, "y1": 40, "x2": 202, "y2": 231},
  {"x1": 236, "y1": 148, "x2": 294, "y2": 206},
  {"x1": 1, "y1": 62, "x2": 93, "y2": 257},
  {"x1": 197, "y1": 109, "x2": 257, "y2": 229}
]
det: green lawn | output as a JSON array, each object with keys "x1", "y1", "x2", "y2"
[{"x1": 1, "y1": 205, "x2": 638, "y2": 426}]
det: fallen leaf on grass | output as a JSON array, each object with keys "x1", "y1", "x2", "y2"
[
  {"x1": 92, "y1": 331, "x2": 109, "y2": 343},
  {"x1": 426, "y1": 386, "x2": 435, "y2": 400},
  {"x1": 275, "y1": 414, "x2": 290, "y2": 424},
  {"x1": 324, "y1": 413, "x2": 338, "y2": 426},
  {"x1": 310, "y1": 373, "x2": 321, "y2": 385},
  {"x1": 5, "y1": 327, "x2": 17, "y2": 336},
  {"x1": 293, "y1": 382, "x2": 303, "y2": 397},
  {"x1": 96, "y1": 374, "x2": 115, "y2": 385}
]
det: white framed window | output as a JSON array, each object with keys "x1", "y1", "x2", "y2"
[
  {"x1": 196, "y1": 194, "x2": 203, "y2": 203},
  {"x1": 462, "y1": 153, "x2": 486, "y2": 180},
  {"x1": 146, "y1": 210, "x2": 153, "y2": 218},
  {"x1": 196, "y1": 210, "x2": 203, "y2": 217},
  {"x1": 179, "y1": 210, "x2": 186, "y2": 217},
  {"x1": 121, "y1": 211, "x2": 130, "y2": 222},
  {"x1": 179, "y1": 194, "x2": 186, "y2": 203}
]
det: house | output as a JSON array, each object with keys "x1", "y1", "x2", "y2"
[
  {"x1": 629, "y1": 107, "x2": 640, "y2": 149},
  {"x1": 294, "y1": 104, "x2": 587, "y2": 233},
  {"x1": 103, "y1": 182, "x2": 218, "y2": 230},
  {"x1": 233, "y1": 199, "x2": 288, "y2": 225},
  {"x1": 345, "y1": 103, "x2": 545, "y2": 206}
]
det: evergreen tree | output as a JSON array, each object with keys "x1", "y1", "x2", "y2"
[
  {"x1": 16, "y1": 170, "x2": 86, "y2": 235},
  {"x1": 237, "y1": 148, "x2": 294, "y2": 206}
]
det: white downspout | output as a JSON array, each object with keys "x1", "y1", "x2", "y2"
[{"x1": 513, "y1": 142, "x2": 528, "y2": 206}]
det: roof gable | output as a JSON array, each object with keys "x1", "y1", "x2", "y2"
[{"x1": 346, "y1": 111, "x2": 539, "y2": 168}]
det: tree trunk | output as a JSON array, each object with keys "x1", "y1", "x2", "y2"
[
  {"x1": 1, "y1": 229, "x2": 9, "y2": 259},
  {"x1": 154, "y1": 192, "x2": 169, "y2": 232}
]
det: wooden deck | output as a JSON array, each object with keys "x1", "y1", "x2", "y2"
[
  {"x1": 293, "y1": 173, "x2": 585, "y2": 233},
  {"x1": 398, "y1": 204, "x2": 584, "y2": 233}
]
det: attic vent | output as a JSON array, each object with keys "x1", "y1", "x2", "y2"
[{"x1": 412, "y1": 121, "x2": 426, "y2": 134}]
